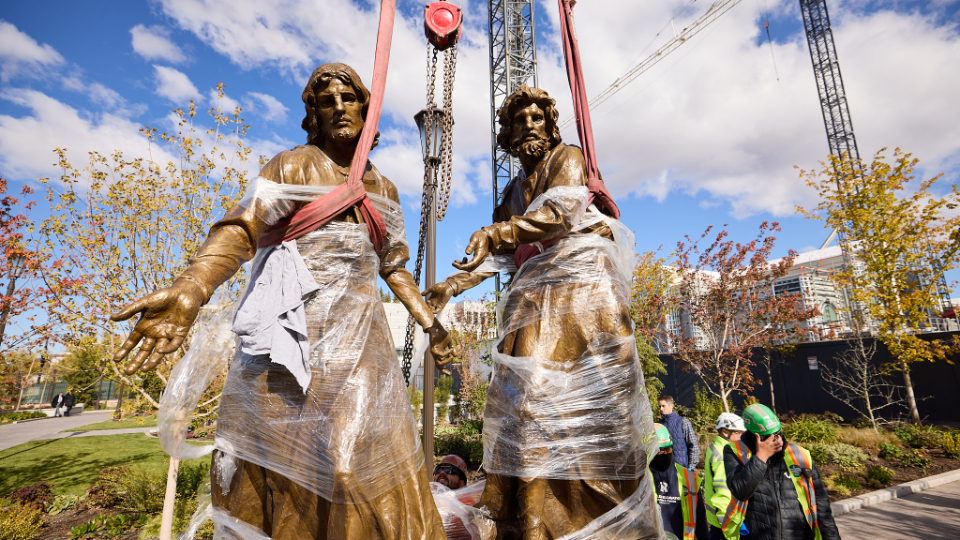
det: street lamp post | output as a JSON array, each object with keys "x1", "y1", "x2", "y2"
[{"x1": 414, "y1": 104, "x2": 446, "y2": 470}]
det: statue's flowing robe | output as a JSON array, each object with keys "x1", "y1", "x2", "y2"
[
  {"x1": 186, "y1": 145, "x2": 445, "y2": 540},
  {"x1": 446, "y1": 144, "x2": 660, "y2": 540}
]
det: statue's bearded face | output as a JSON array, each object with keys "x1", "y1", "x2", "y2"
[
  {"x1": 316, "y1": 79, "x2": 365, "y2": 144},
  {"x1": 509, "y1": 103, "x2": 551, "y2": 161}
]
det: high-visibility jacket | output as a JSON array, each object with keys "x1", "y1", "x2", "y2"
[
  {"x1": 704, "y1": 437, "x2": 744, "y2": 538},
  {"x1": 730, "y1": 441, "x2": 823, "y2": 540},
  {"x1": 653, "y1": 462, "x2": 701, "y2": 540}
]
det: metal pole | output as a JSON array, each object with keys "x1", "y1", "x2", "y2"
[{"x1": 423, "y1": 159, "x2": 438, "y2": 472}]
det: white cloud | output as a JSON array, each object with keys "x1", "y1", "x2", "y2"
[
  {"x1": 153, "y1": 65, "x2": 200, "y2": 103},
  {"x1": 0, "y1": 20, "x2": 64, "y2": 81},
  {"x1": 0, "y1": 88, "x2": 174, "y2": 181},
  {"x1": 153, "y1": 0, "x2": 960, "y2": 216},
  {"x1": 131, "y1": 24, "x2": 187, "y2": 64},
  {"x1": 244, "y1": 92, "x2": 288, "y2": 123}
]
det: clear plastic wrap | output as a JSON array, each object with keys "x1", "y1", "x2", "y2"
[
  {"x1": 238, "y1": 176, "x2": 408, "y2": 251},
  {"x1": 430, "y1": 481, "x2": 494, "y2": 540},
  {"x1": 554, "y1": 477, "x2": 664, "y2": 540},
  {"x1": 214, "y1": 221, "x2": 423, "y2": 504}
]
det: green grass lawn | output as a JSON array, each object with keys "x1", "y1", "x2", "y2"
[
  {"x1": 62, "y1": 414, "x2": 158, "y2": 432},
  {"x1": 0, "y1": 433, "x2": 210, "y2": 496}
]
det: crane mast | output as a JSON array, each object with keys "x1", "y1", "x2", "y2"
[{"x1": 488, "y1": 0, "x2": 538, "y2": 208}]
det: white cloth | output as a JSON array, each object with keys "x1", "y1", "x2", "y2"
[{"x1": 232, "y1": 240, "x2": 320, "y2": 392}]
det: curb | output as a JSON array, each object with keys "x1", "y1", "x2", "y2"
[{"x1": 831, "y1": 467, "x2": 960, "y2": 516}]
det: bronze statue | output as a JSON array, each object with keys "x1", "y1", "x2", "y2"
[
  {"x1": 425, "y1": 85, "x2": 659, "y2": 540},
  {"x1": 113, "y1": 63, "x2": 450, "y2": 540}
]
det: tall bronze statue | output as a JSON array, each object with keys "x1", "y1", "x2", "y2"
[
  {"x1": 425, "y1": 85, "x2": 660, "y2": 540},
  {"x1": 113, "y1": 63, "x2": 450, "y2": 540}
]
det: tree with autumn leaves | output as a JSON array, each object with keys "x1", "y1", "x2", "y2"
[
  {"x1": 667, "y1": 222, "x2": 819, "y2": 412},
  {"x1": 37, "y1": 85, "x2": 256, "y2": 413},
  {"x1": 798, "y1": 148, "x2": 960, "y2": 423}
]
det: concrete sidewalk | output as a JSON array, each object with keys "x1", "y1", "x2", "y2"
[
  {"x1": 0, "y1": 410, "x2": 135, "y2": 451},
  {"x1": 834, "y1": 479, "x2": 960, "y2": 539}
]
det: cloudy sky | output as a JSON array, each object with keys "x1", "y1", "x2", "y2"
[{"x1": 1, "y1": 0, "x2": 959, "y2": 297}]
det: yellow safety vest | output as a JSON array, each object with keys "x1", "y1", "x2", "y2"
[
  {"x1": 704, "y1": 437, "x2": 745, "y2": 538},
  {"x1": 653, "y1": 462, "x2": 701, "y2": 540},
  {"x1": 731, "y1": 441, "x2": 823, "y2": 540}
]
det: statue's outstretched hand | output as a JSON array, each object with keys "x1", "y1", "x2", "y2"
[
  {"x1": 423, "y1": 281, "x2": 454, "y2": 314},
  {"x1": 110, "y1": 281, "x2": 205, "y2": 374},
  {"x1": 426, "y1": 319, "x2": 454, "y2": 376},
  {"x1": 452, "y1": 231, "x2": 490, "y2": 272}
]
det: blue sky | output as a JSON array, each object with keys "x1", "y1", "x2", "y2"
[{"x1": 1, "y1": 0, "x2": 959, "y2": 305}]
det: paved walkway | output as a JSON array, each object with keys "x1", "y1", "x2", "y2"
[
  {"x1": 0, "y1": 410, "x2": 154, "y2": 452},
  {"x1": 834, "y1": 479, "x2": 960, "y2": 539}
]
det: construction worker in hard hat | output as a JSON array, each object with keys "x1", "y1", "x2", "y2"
[
  {"x1": 704, "y1": 413, "x2": 747, "y2": 539},
  {"x1": 723, "y1": 404, "x2": 841, "y2": 540},
  {"x1": 651, "y1": 423, "x2": 709, "y2": 540}
]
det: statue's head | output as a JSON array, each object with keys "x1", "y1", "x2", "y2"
[
  {"x1": 496, "y1": 85, "x2": 562, "y2": 161},
  {"x1": 302, "y1": 63, "x2": 377, "y2": 148}
]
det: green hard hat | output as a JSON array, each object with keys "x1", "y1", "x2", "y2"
[
  {"x1": 742, "y1": 404, "x2": 781, "y2": 436},
  {"x1": 654, "y1": 423, "x2": 673, "y2": 447}
]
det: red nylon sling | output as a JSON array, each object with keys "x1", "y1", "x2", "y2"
[
  {"x1": 259, "y1": 1, "x2": 395, "y2": 253},
  {"x1": 513, "y1": 1, "x2": 621, "y2": 269}
]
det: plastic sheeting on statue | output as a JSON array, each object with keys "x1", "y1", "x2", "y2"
[
  {"x1": 431, "y1": 481, "x2": 493, "y2": 540},
  {"x1": 158, "y1": 179, "x2": 424, "y2": 509}
]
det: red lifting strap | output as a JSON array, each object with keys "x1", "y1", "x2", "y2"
[
  {"x1": 260, "y1": 1, "x2": 394, "y2": 253},
  {"x1": 557, "y1": 0, "x2": 620, "y2": 220}
]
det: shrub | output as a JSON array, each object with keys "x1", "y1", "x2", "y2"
[
  {"x1": 805, "y1": 443, "x2": 868, "y2": 469},
  {"x1": 942, "y1": 432, "x2": 960, "y2": 460},
  {"x1": 5, "y1": 482, "x2": 54, "y2": 510},
  {"x1": 176, "y1": 462, "x2": 210, "y2": 500},
  {"x1": 48, "y1": 494, "x2": 81, "y2": 515},
  {"x1": 901, "y1": 449, "x2": 931, "y2": 469},
  {"x1": 852, "y1": 416, "x2": 873, "y2": 429},
  {"x1": 894, "y1": 425, "x2": 943, "y2": 449},
  {"x1": 878, "y1": 443, "x2": 903, "y2": 460},
  {"x1": 115, "y1": 468, "x2": 166, "y2": 514},
  {"x1": 0, "y1": 503, "x2": 46, "y2": 540},
  {"x1": 687, "y1": 386, "x2": 725, "y2": 433},
  {"x1": 84, "y1": 466, "x2": 129, "y2": 508},
  {"x1": 824, "y1": 471, "x2": 860, "y2": 495},
  {"x1": 836, "y1": 426, "x2": 897, "y2": 451},
  {"x1": 434, "y1": 432, "x2": 483, "y2": 469},
  {"x1": 864, "y1": 465, "x2": 893, "y2": 488},
  {"x1": 783, "y1": 416, "x2": 839, "y2": 444},
  {"x1": 0, "y1": 411, "x2": 47, "y2": 424}
]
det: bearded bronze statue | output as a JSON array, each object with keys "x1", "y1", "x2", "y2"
[
  {"x1": 112, "y1": 63, "x2": 450, "y2": 540},
  {"x1": 425, "y1": 85, "x2": 660, "y2": 540}
]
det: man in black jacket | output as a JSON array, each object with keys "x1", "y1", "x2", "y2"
[
  {"x1": 723, "y1": 404, "x2": 840, "y2": 540},
  {"x1": 63, "y1": 389, "x2": 77, "y2": 417}
]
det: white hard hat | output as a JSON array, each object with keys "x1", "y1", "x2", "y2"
[{"x1": 716, "y1": 412, "x2": 746, "y2": 432}]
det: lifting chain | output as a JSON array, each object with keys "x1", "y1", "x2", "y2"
[
  {"x1": 436, "y1": 44, "x2": 458, "y2": 220},
  {"x1": 401, "y1": 47, "x2": 442, "y2": 386}
]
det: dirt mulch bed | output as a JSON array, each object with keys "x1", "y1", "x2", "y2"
[
  {"x1": 37, "y1": 507, "x2": 141, "y2": 540},
  {"x1": 819, "y1": 448, "x2": 959, "y2": 502}
]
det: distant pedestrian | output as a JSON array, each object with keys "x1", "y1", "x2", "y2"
[
  {"x1": 659, "y1": 394, "x2": 700, "y2": 469},
  {"x1": 63, "y1": 389, "x2": 77, "y2": 417},
  {"x1": 724, "y1": 404, "x2": 841, "y2": 540},
  {"x1": 705, "y1": 412, "x2": 747, "y2": 539},
  {"x1": 651, "y1": 423, "x2": 709, "y2": 540},
  {"x1": 51, "y1": 392, "x2": 65, "y2": 417}
]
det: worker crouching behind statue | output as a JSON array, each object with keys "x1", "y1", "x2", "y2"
[
  {"x1": 111, "y1": 63, "x2": 450, "y2": 540},
  {"x1": 424, "y1": 85, "x2": 661, "y2": 540}
]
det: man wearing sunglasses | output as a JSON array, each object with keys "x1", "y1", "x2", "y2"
[
  {"x1": 723, "y1": 404, "x2": 841, "y2": 540},
  {"x1": 433, "y1": 454, "x2": 469, "y2": 490}
]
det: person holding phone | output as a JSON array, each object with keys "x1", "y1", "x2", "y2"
[{"x1": 723, "y1": 404, "x2": 841, "y2": 540}]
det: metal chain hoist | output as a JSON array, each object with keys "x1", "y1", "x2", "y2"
[{"x1": 402, "y1": 1, "x2": 462, "y2": 386}]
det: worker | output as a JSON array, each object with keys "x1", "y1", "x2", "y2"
[
  {"x1": 651, "y1": 423, "x2": 709, "y2": 540},
  {"x1": 704, "y1": 413, "x2": 747, "y2": 539},
  {"x1": 724, "y1": 404, "x2": 841, "y2": 540}
]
